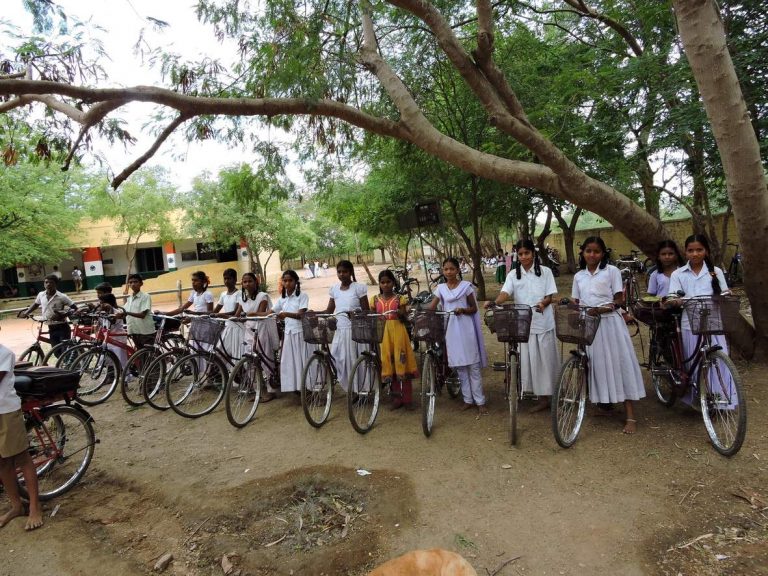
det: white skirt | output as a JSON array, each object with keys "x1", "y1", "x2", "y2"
[
  {"x1": 585, "y1": 313, "x2": 646, "y2": 403},
  {"x1": 280, "y1": 331, "x2": 317, "y2": 393},
  {"x1": 330, "y1": 326, "x2": 367, "y2": 392},
  {"x1": 221, "y1": 320, "x2": 245, "y2": 361},
  {"x1": 520, "y1": 329, "x2": 560, "y2": 396}
]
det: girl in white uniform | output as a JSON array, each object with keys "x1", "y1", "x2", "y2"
[
  {"x1": 156, "y1": 271, "x2": 215, "y2": 354},
  {"x1": 571, "y1": 237, "x2": 645, "y2": 434},
  {"x1": 272, "y1": 270, "x2": 314, "y2": 394},
  {"x1": 488, "y1": 239, "x2": 559, "y2": 413},
  {"x1": 321, "y1": 260, "x2": 369, "y2": 392},
  {"x1": 214, "y1": 269, "x2": 244, "y2": 362}
]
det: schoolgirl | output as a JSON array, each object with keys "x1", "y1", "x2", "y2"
[
  {"x1": 488, "y1": 239, "x2": 558, "y2": 413},
  {"x1": 272, "y1": 270, "x2": 314, "y2": 394},
  {"x1": 371, "y1": 270, "x2": 418, "y2": 410},
  {"x1": 157, "y1": 271, "x2": 214, "y2": 354},
  {"x1": 571, "y1": 236, "x2": 645, "y2": 434},
  {"x1": 667, "y1": 234, "x2": 732, "y2": 406},
  {"x1": 213, "y1": 269, "x2": 244, "y2": 362},
  {"x1": 321, "y1": 260, "x2": 369, "y2": 392},
  {"x1": 647, "y1": 240, "x2": 685, "y2": 298},
  {"x1": 93, "y1": 282, "x2": 129, "y2": 368},
  {"x1": 428, "y1": 257, "x2": 488, "y2": 414}
]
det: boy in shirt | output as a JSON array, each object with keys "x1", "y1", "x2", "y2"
[{"x1": 118, "y1": 274, "x2": 156, "y2": 349}]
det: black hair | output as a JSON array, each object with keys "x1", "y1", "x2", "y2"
[
  {"x1": 377, "y1": 269, "x2": 400, "y2": 293},
  {"x1": 223, "y1": 268, "x2": 237, "y2": 280},
  {"x1": 44, "y1": 274, "x2": 59, "y2": 284},
  {"x1": 281, "y1": 269, "x2": 301, "y2": 298},
  {"x1": 191, "y1": 270, "x2": 210, "y2": 291},
  {"x1": 127, "y1": 273, "x2": 143, "y2": 283},
  {"x1": 95, "y1": 282, "x2": 113, "y2": 293},
  {"x1": 442, "y1": 257, "x2": 462, "y2": 280},
  {"x1": 655, "y1": 240, "x2": 685, "y2": 273},
  {"x1": 513, "y1": 239, "x2": 542, "y2": 279},
  {"x1": 684, "y1": 234, "x2": 722, "y2": 295},
  {"x1": 337, "y1": 259, "x2": 357, "y2": 283},
  {"x1": 241, "y1": 272, "x2": 260, "y2": 301},
  {"x1": 578, "y1": 236, "x2": 610, "y2": 270},
  {"x1": 99, "y1": 292, "x2": 118, "y2": 307}
]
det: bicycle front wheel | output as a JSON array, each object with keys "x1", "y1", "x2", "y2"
[
  {"x1": 20, "y1": 405, "x2": 96, "y2": 500},
  {"x1": 70, "y1": 348, "x2": 121, "y2": 406},
  {"x1": 19, "y1": 344, "x2": 44, "y2": 367},
  {"x1": 121, "y1": 347, "x2": 160, "y2": 406},
  {"x1": 225, "y1": 355, "x2": 263, "y2": 428},
  {"x1": 552, "y1": 355, "x2": 587, "y2": 448},
  {"x1": 42, "y1": 340, "x2": 79, "y2": 366},
  {"x1": 347, "y1": 355, "x2": 381, "y2": 434},
  {"x1": 301, "y1": 354, "x2": 333, "y2": 428},
  {"x1": 143, "y1": 349, "x2": 185, "y2": 410},
  {"x1": 54, "y1": 342, "x2": 92, "y2": 370},
  {"x1": 507, "y1": 353, "x2": 519, "y2": 446},
  {"x1": 421, "y1": 353, "x2": 437, "y2": 437},
  {"x1": 166, "y1": 354, "x2": 227, "y2": 418},
  {"x1": 700, "y1": 350, "x2": 747, "y2": 457}
]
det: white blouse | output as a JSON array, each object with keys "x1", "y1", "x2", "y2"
[
  {"x1": 329, "y1": 282, "x2": 368, "y2": 328},
  {"x1": 272, "y1": 291, "x2": 309, "y2": 334},
  {"x1": 187, "y1": 290, "x2": 214, "y2": 312},
  {"x1": 668, "y1": 263, "x2": 729, "y2": 331},
  {"x1": 217, "y1": 290, "x2": 240, "y2": 314},
  {"x1": 572, "y1": 265, "x2": 622, "y2": 307},
  {"x1": 501, "y1": 265, "x2": 557, "y2": 334}
]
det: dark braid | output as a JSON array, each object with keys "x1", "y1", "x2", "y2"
[
  {"x1": 442, "y1": 257, "x2": 462, "y2": 280},
  {"x1": 378, "y1": 269, "x2": 399, "y2": 293},
  {"x1": 241, "y1": 272, "x2": 258, "y2": 301},
  {"x1": 684, "y1": 234, "x2": 722, "y2": 295},
  {"x1": 514, "y1": 239, "x2": 542, "y2": 278},
  {"x1": 578, "y1": 236, "x2": 610, "y2": 270},
  {"x1": 281, "y1": 270, "x2": 300, "y2": 298},
  {"x1": 337, "y1": 260, "x2": 357, "y2": 283}
]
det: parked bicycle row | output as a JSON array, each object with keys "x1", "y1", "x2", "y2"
[{"x1": 11, "y1": 235, "x2": 747, "y2": 457}]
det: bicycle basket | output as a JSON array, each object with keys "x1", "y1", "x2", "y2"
[
  {"x1": 683, "y1": 295, "x2": 741, "y2": 335},
  {"x1": 554, "y1": 304, "x2": 601, "y2": 346},
  {"x1": 350, "y1": 311, "x2": 386, "y2": 344},
  {"x1": 484, "y1": 310, "x2": 496, "y2": 333},
  {"x1": 153, "y1": 315, "x2": 181, "y2": 332},
  {"x1": 493, "y1": 304, "x2": 533, "y2": 343},
  {"x1": 301, "y1": 312, "x2": 337, "y2": 345},
  {"x1": 188, "y1": 317, "x2": 225, "y2": 345},
  {"x1": 633, "y1": 299, "x2": 675, "y2": 326},
  {"x1": 411, "y1": 310, "x2": 446, "y2": 343}
]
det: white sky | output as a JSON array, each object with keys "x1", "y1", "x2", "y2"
[{"x1": 4, "y1": 0, "x2": 299, "y2": 191}]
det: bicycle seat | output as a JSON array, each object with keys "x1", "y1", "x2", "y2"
[{"x1": 14, "y1": 374, "x2": 34, "y2": 394}]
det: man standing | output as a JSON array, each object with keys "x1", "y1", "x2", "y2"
[
  {"x1": 18, "y1": 275, "x2": 75, "y2": 347},
  {"x1": 71, "y1": 266, "x2": 83, "y2": 293}
]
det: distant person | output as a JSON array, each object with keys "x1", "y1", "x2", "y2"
[
  {"x1": 0, "y1": 336, "x2": 43, "y2": 531},
  {"x1": 51, "y1": 265, "x2": 62, "y2": 280},
  {"x1": 18, "y1": 275, "x2": 76, "y2": 347},
  {"x1": 71, "y1": 266, "x2": 83, "y2": 293},
  {"x1": 495, "y1": 250, "x2": 506, "y2": 284}
]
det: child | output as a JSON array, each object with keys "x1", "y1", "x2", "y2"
[
  {"x1": 234, "y1": 272, "x2": 279, "y2": 401},
  {"x1": 18, "y1": 274, "x2": 76, "y2": 348},
  {"x1": 0, "y1": 338, "x2": 43, "y2": 531},
  {"x1": 119, "y1": 274, "x2": 155, "y2": 349},
  {"x1": 647, "y1": 240, "x2": 685, "y2": 298},
  {"x1": 495, "y1": 250, "x2": 506, "y2": 284},
  {"x1": 372, "y1": 270, "x2": 418, "y2": 410},
  {"x1": 487, "y1": 239, "x2": 558, "y2": 413},
  {"x1": 272, "y1": 270, "x2": 313, "y2": 395},
  {"x1": 321, "y1": 260, "x2": 369, "y2": 392},
  {"x1": 667, "y1": 234, "x2": 732, "y2": 406},
  {"x1": 213, "y1": 269, "x2": 244, "y2": 362},
  {"x1": 93, "y1": 282, "x2": 129, "y2": 367},
  {"x1": 572, "y1": 236, "x2": 646, "y2": 434},
  {"x1": 156, "y1": 271, "x2": 214, "y2": 354},
  {"x1": 428, "y1": 257, "x2": 488, "y2": 414}
]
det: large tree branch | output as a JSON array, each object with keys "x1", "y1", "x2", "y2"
[{"x1": 561, "y1": 0, "x2": 644, "y2": 57}]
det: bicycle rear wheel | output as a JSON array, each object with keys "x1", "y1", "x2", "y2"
[
  {"x1": 20, "y1": 405, "x2": 96, "y2": 500},
  {"x1": 421, "y1": 353, "x2": 437, "y2": 437},
  {"x1": 301, "y1": 354, "x2": 333, "y2": 428},
  {"x1": 42, "y1": 340, "x2": 79, "y2": 366},
  {"x1": 70, "y1": 348, "x2": 121, "y2": 406},
  {"x1": 19, "y1": 344, "x2": 44, "y2": 367},
  {"x1": 507, "y1": 353, "x2": 519, "y2": 446},
  {"x1": 166, "y1": 354, "x2": 227, "y2": 418},
  {"x1": 143, "y1": 349, "x2": 185, "y2": 410},
  {"x1": 121, "y1": 347, "x2": 160, "y2": 406},
  {"x1": 348, "y1": 355, "x2": 381, "y2": 434},
  {"x1": 700, "y1": 350, "x2": 746, "y2": 457},
  {"x1": 54, "y1": 342, "x2": 92, "y2": 370},
  {"x1": 552, "y1": 355, "x2": 587, "y2": 448},
  {"x1": 225, "y1": 355, "x2": 262, "y2": 428}
]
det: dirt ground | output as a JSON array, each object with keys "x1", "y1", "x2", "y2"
[{"x1": 0, "y1": 266, "x2": 766, "y2": 576}]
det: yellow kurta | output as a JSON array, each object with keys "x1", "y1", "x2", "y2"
[{"x1": 370, "y1": 295, "x2": 418, "y2": 380}]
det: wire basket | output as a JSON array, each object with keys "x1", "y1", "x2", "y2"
[
  {"x1": 350, "y1": 311, "x2": 386, "y2": 344},
  {"x1": 554, "y1": 304, "x2": 601, "y2": 346},
  {"x1": 493, "y1": 304, "x2": 533, "y2": 343},
  {"x1": 188, "y1": 317, "x2": 225, "y2": 345},
  {"x1": 301, "y1": 312, "x2": 337, "y2": 345},
  {"x1": 683, "y1": 295, "x2": 741, "y2": 335},
  {"x1": 633, "y1": 300, "x2": 676, "y2": 327},
  {"x1": 411, "y1": 310, "x2": 447, "y2": 343}
]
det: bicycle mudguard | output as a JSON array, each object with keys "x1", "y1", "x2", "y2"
[{"x1": 13, "y1": 366, "x2": 81, "y2": 397}]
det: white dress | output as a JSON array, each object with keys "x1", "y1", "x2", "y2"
[
  {"x1": 668, "y1": 263, "x2": 735, "y2": 407},
  {"x1": 572, "y1": 265, "x2": 646, "y2": 404},
  {"x1": 218, "y1": 290, "x2": 244, "y2": 361},
  {"x1": 433, "y1": 282, "x2": 486, "y2": 368},
  {"x1": 329, "y1": 282, "x2": 368, "y2": 391},
  {"x1": 272, "y1": 291, "x2": 315, "y2": 393},
  {"x1": 187, "y1": 290, "x2": 215, "y2": 353},
  {"x1": 500, "y1": 265, "x2": 559, "y2": 396},
  {"x1": 239, "y1": 292, "x2": 280, "y2": 391}
]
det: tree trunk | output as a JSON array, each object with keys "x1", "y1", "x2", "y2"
[
  {"x1": 359, "y1": 257, "x2": 376, "y2": 285},
  {"x1": 674, "y1": 0, "x2": 767, "y2": 358}
]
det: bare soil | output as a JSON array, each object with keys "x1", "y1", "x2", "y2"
[{"x1": 1, "y1": 268, "x2": 766, "y2": 576}]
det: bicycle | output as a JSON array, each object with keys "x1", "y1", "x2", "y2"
[
  {"x1": 410, "y1": 309, "x2": 458, "y2": 437},
  {"x1": 551, "y1": 302, "x2": 602, "y2": 448},
  {"x1": 17, "y1": 317, "x2": 55, "y2": 366},
  {"x1": 614, "y1": 252, "x2": 645, "y2": 314},
  {"x1": 485, "y1": 304, "x2": 534, "y2": 446},
  {"x1": 643, "y1": 294, "x2": 746, "y2": 456},
  {"x1": 13, "y1": 367, "x2": 97, "y2": 500},
  {"x1": 346, "y1": 310, "x2": 395, "y2": 434},
  {"x1": 41, "y1": 309, "x2": 96, "y2": 365},
  {"x1": 725, "y1": 242, "x2": 743, "y2": 286},
  {"x1": 300, "y1": 312, "x2": 343, "y2": 428},
  {"x1": 223, "y1": 314, "x2": 281, "y2": 428}
]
